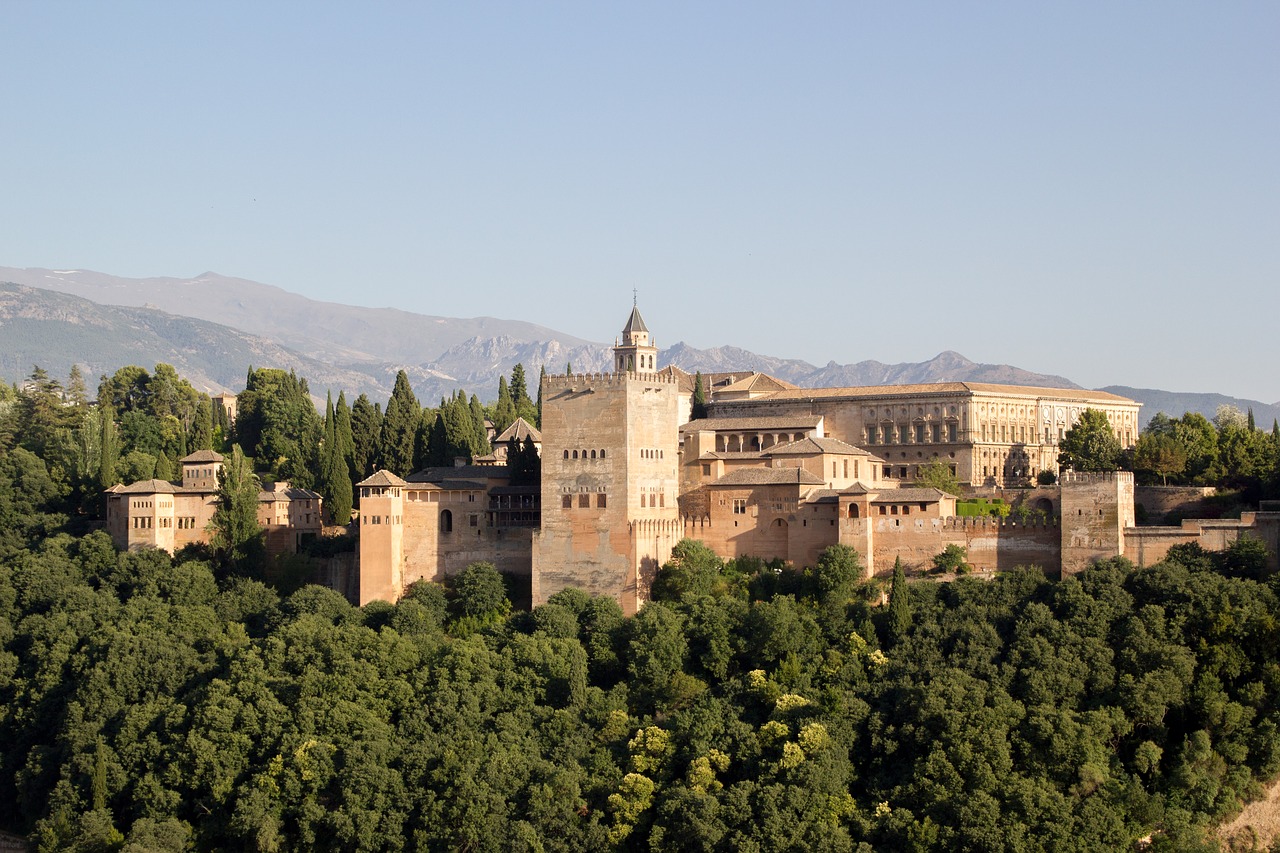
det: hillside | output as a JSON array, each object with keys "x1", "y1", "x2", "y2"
[
  {"x1": 1102, "y1": 385, "x2": 1280, "y2": 430},
  {"x1": 2, "y1": 267, "x2": 1103, "y2": 406}
]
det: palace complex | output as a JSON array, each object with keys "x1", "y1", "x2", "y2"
[
  {"x1": 103, "y1": 304, "x2": 1280, "y2": 611},
  {"x1": 355, "y1": 306, "x2": 1280, "y2": 611}
]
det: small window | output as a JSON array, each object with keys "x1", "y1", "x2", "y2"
[
  {"x1": 562, "y1": 495, "x2": 572, "y2": 509},
  {"x1": 702, "y1": 464, "x2": 711, "y2": 476},
  {"x1": 579, "y1": 494, "x2": 590, "y2": 508},
  {"x1": 600, "y1": 449, "x2": 606, "y2": 458},
  {"x1": 573, "y1": 450, "x2": 579, "y2": 459},
  {"x1": 440, "y1": 509, "x2": 453, "y2": 532},
  {"x1": 597, "y1": 493, "x2": 607, "y2": 508},
  {"x1": 563, "y1": 450, "x2": 569, "y2": 459},
  {"x1": 732, "y1": 499, "x2": 747, "y2": 515}
]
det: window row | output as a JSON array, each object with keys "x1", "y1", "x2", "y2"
[
  {"x1": 561, "y1": 493, "x2": 608, "y2": 509},
  {"x1": 563, "y1": 449, "x2": 607, "y2": 459},
  {"x1": 867, "y1": 422, "x2": 959, "y2": 444}
]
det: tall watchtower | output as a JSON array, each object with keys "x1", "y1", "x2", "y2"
[{"x1": 533, "y1": 304, "x2": 681, "y2": 614}]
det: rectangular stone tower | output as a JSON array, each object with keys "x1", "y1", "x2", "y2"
[
  {"x1": 1059, "y1": 470, "x2": 1135, "y2": 577},
  {"x1": 532, "y1": 305, "x2": 682, "y2": 614}
]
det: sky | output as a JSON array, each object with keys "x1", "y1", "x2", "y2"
[{"x1": 2, "y1": 2, "x2": 1277, "y2": 401}]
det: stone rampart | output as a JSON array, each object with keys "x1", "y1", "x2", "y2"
[{"x1": 1134, "y1": 485, "x2": 1218, "y2": 522}]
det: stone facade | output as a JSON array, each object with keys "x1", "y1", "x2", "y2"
[
  {"x1": 351, "y1": 306, "x2": 1277, "y2": 610},
  {"x1": 531, "y1": 310, "x2": 682, "y2": 615},
  {"x1": 705, "y1": 383, "x2": 1140, "y2": 488},
  {"x1": 105, "y1": 450, "x2": 322, "y2": 556}
]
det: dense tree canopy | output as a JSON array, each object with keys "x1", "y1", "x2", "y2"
[{"x1": 1058, "y1": 408, "x2": 1122, "y2": 472}]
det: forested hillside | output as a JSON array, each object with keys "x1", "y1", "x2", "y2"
[
  {"x1": 2, "y1": 518, "x2": 1278, "y2": 850},
  {"x1": 4, "y1": 361, "x2": 1280, "y2": 851}
]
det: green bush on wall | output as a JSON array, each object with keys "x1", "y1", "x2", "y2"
[{"x1": 956, "y1": 498, "x2": 1010, "y2": 518}]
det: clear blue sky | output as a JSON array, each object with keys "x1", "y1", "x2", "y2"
[{"x1": 2, "y1": 2, "x2": 1277, "y2": 401}]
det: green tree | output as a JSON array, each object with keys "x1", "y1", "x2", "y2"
[
  {"x1": 235, "y1": 368, "x2": 322, "y2": 487},
  {"x1": 319, "y1": 393, "x2": 353, "y2": 525},
  {"x1": 350, "y1": 394, "x2": 382, "y2": 478},
  {"x1": 493, "y1": 376, "x2": 516, "y2": 435},
  {"x1": 452, "y1": 561, "x2": 510, "y2": 620},
  {"x1": 1057, "y1": 409, "x2": 1121, "y2": 472},
  {"x1": 510, "y1": 364, "x2": 537, "y2": 425},
  {"x1": 691, "y1": 372, "x2": 708, "y2": 421},
  {"x1": 379, "y1": 370, "x2": 420, "y2": 476},
  {"x1": 888, "y1": 556, "x2": 911, "y2": 641},
  {"x1": 210, "y1": 444, "x2": 263, "y2": 570},
  {"x1": 1133, "y1": 432, "x2": 1187, "y2": 485},
  {"x1": 915, "y1": 459, "x2": 960, "y2": 494}
]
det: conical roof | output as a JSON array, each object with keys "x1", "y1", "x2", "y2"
[{"x1": 622, "y1": 305, "x2": 649, "y2": 335}]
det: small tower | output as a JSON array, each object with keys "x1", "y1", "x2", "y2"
[{"x1": 614, "y1": 304, "x2": 658, "y2": 374}]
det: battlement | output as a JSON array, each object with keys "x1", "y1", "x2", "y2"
[
  {"x1": 542, "y1": 371, "x2": 679, "y2": 391},
  {"x1": 1060, "y1": 470, "x2": 1134, "y2": 486}
]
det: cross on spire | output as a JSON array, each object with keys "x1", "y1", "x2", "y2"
[{"x1": 633, "y1": 287, "x2": 637, "y2": 306}]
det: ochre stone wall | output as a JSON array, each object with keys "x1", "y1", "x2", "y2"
[
  {"x1": 1134, "y1": 486, "x2": 1218, "y2": 522},
  {"x1": 534, "y1": 372, "x2": 681, "y2": 614}
]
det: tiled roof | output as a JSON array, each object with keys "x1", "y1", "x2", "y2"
[
  {"x1": 680, "y1": 415, "x2": 822, "y2": 432},
  {"x1": 867, "y1": 487, "x2": 950, "y2": 502},
  {"x1": 407, "y1": 465, "x2": 510, "y2": 485},
  {"x1": 119, "y1": 479, "x2": 177, "y2": 494},
  {"x1": 708, "y1": 467, "x2": 826, "y2": 487},
  {"x1": 180, "y1": 449, "x2": 224, "y2": 463},
  {"x1": 356, "y1": 470, "x2": 410, "y2": 488},
  {"x1": 717, "y1": 373, "x2": 798, "y2": 395},
  {"x1": 742, "y1": 382, "x2": 1136, "y2": 404},
  {"x1": 622, "y1": 305, "x2": 649, "y2": 334},
  {"x1": 493, "y1": 417, "x2": 542, "y2": 444},
  {"x1": 765, "y1": 437, "x2": 870, "y2": 457}
]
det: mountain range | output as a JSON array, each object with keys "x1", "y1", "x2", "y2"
[{"x1": 2, "y1": 266, "x2": 1276, "y2": 428}]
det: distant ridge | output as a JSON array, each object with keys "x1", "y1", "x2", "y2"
[
  {"x1": 0, "y1": 266, "x2": 1214, "y2": 414},
  {"x1": 1101, "y1": 386, "x2": 1280, "y2": 430}
]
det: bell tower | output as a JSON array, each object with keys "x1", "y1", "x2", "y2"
[{"x1": 614, "y1": 301, "x2": 658, "y2": 374}]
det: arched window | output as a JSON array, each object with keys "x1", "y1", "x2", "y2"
[
  {"x1": 440, "y1": 509, "x2": 453, "y2": 533},
  {"x1": 563, "y1": 450, "x2": 569, "y2": 459},
  {"x1": 573, "y1": 450, "x2": 579, "y2": 459},
  {"x1": 848, "y1": 504, "x2": 860, "y2": 518},
  {"x1": 600, "y1": 449, "x2": 606, "y2": 458},
  {"x1": 591, "y1": 449, "x2": 597, "y2": 459}
]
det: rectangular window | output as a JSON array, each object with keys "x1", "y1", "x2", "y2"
[
  {"x1": 732, "y1": 499, "x2": 747, "y2": 515},
  {"x1": 948, "y1": 423, "x2": 957, "y2": 442},
  {"x1": 470, "y1": 514, "x2": 478, "y2": 526},
  {"x1": 579, "y1": 494, "x2": 590, "y2": 508},
  {"x1": 597, "y1": 493, "x2": 607, "y2": 508},
  {"x1": 843, "y1": 460, "x2": 848, "y2": 478},
  {"x1": 866, "y1": 425, "x2": 877, "y2": 443},
  {"x1": 915, "y1": 424, "x2": 926, "y2": 442},
  {"x1": 702, "y1": 464, "x2": 711, "y2": 476},
  {"x1": 659, "y1": 493, "x2": 665, "y2": 507},
  {"x1": 899, "y1": 467, "x2": 908, "y2": 478},
  {"x1": 562, "y1": 495, "x2": 572, "y2": 509}
]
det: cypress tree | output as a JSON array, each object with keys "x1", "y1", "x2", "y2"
[
  {"x1": 469, "y1": 394, "x2": 491, "y2": 457},
  {"x1": 350, "y1": 394, "x2": 382, "y2": 478},
  {"x1": 692, "y1": 372, "x2": 708, "y2": 420},
  {"x1": 535, "y1": 365, "x2": 547, "y2": 428},
  {"x1": 512, "y1": 363, "x2": 537, "y2": 425},
  {"x1": 211, "y1": 444, "x2": 263, "y2": 571},
  {"x1": 191, "y1": 396, "x2": 214, "y2": 451},
  {"x1": 379, "y1": 371, "x2": 420, "y2": 476},
  {"x1": 98, "y1": 404, "x2": 119, "y2": 489},
  {"x1": 494, "y1": 376, "x2": 516, "y2": 435},
  {"x1": 334, "y1": 391, "x2": 355, "y2": 477}
]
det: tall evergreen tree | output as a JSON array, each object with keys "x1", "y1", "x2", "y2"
[
  {"x1": 494, "y1": 376, "x2": 516, "y2": 435},
  {"x1": 691, "y1": 372, "x2": 708, "y2": 420},
  {"x1": 66, "y1": 364, "x2": 88, "y2": 407},
  {"x1": 191, "y1": 396, "x2": 214, "y2": 451},
  {"x1": 469, "y1": 394, "x2": 491, "y2": 457},
  {"x1": 350, "y1": 394, "x2": 382, "y2": 478},
  {"x1": 334, "y1": 391, "x2": 355, "y2": 478},
  {"x1": 512, "y1": 363, "x2": 538, "y2": 425},
  {"x1": 534, "y1": 365, "x2": 547, "y2": 428},
  {"x1": 210, "y1": 444, "x2": 263, "y2": 571},
  {"x1": 319, "y1": 393, "x2": 353, "y2": 525},
  {"x1": 379, "y1": 371, "x2": 420, "y2": 477},
  {"x1": 98, "y1": 404, "x2": 119, "y2": 490}
]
